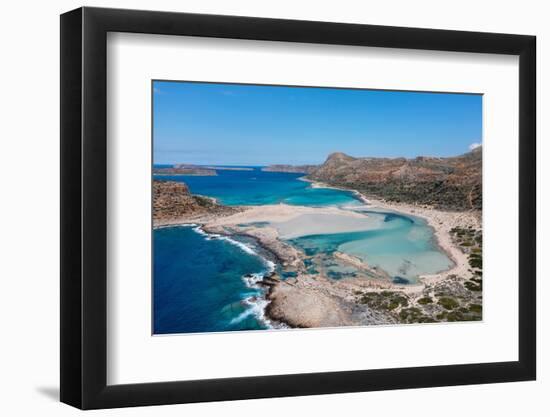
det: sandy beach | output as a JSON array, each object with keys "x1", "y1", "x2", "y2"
[
  {"x1": 156, "y1": 184, "x2": 479, "y2": 289},
  {"x1": 205, "y1": 203, "x2": 384, "y2": 238},
  {"x1": 150, "y1": 83, "x2": 484, "y2": 333},
  {"x1": 360, "y1": 196, "x2": 480, "y2": 285},
  {"x1": 305, "y1": 179, "x2": 481, "y2": 285},
  {"x1": 154, "y1": 179, "x2": 482, "y2": 328},
  {"x1": 192, "y1": 204, "x2": 378, "y2": 271}
]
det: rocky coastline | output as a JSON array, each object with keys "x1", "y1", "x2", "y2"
[
  {"x1": 308, "y1": 147, "x2": 482, "y2": 211},
  {"x1": 153, "y1": 136, "x2": 484, "y2": 331},
  {"x1": 153, "y1": 180, "x2": 240, "y2": 226},
  {"x1": 154, "y1": 176, "x2": 482, "y2": 327}
]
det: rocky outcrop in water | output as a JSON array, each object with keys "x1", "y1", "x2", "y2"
[
  {"x1": 153, "y1": 180, "x2": 238, "y2": 225},
  {"x1": 154, "y1": 167, "x2": 217, "y2": 176},
  {"x1": 308, "y1": 147, "x2": 482, "y2": 211}
]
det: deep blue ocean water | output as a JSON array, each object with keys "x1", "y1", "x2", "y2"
[
  {"x1": 154, "y1": 167, "x2": 360, "y2": 207},
  {"x1": 153, "y1": 166, "x2": 452, "y2": 334},
  {"x1": 154, "y1": 226, "x2": 270, "y2": 334}
]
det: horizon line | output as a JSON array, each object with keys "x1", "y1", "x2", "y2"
[{"x1": 153, "y1": 145, "x2": 482, "y2": 167}]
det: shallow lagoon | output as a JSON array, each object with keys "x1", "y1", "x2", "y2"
[
  {"x1": 289, "y1": 210, "x2": 453, "y2": 283},
  {"x1": 153, "y1": 168, "x2": 453, "y2": 333}
]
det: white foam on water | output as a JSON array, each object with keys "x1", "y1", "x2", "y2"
[
  {"x1": 229, "y1": 296, "x2": 269, "y2": 325},
  {"x1": 239, "y1": 260, "x2": 278, "y2": 329},
  {"x1": 242, "y1": 272, "x2": 265, "y2": 288},
  {"x1": 189, "y1": 225, "x2": 272, "y2": 271},
  {"x1": 265, "y1": 259, "x2": 276, "y2": 273},
  {"x1": 231, "y1": 296, "x2": 289, "y2": 330},
  {"x1": 217, "y1": 236, "x2": 258, "y2": 256},
  {"x1": 189, "y1": 225, "x2": 281, "y2": 330},
  {"x1": 191, "y1": 225, "x2": 209, "y2": 236}
]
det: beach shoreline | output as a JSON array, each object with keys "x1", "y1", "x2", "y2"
[
  {"x1": 303, "y1": 179, "x2": 481, "y2": 285},
  {"x1": 153, "y1": 179, "x2": 482, "y2": 328}
]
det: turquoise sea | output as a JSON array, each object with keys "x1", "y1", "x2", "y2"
[
  {"x1": 154, "y1": 167, "x2": 360, "y2": 207},
  {"x1": 290, "y1": 210, "x2": 452, "y2": 281},
  {"x1": 153, "y1": 167, "x2": 452, "y2": 334}
]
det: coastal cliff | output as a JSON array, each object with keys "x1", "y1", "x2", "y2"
[
  {"x1": 262, "y1": 164, "x2": 318, "y2": 174},
  {"x1": 153, "y1": 155, "x2": 483, "y2": 328},
  {"x1": 308, "y1": 147, "x2": 482, "y2": 211},
  {"x1": 153, "y1": 180, "x2": 238, "y2": 225}
]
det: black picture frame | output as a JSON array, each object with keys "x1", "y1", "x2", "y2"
[{"x1": 60, "y1": 6, "x2": 536, "y2": 410}]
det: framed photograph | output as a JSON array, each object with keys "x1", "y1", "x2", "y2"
[{"x1": 60, "y1": 7, "x2": 536, "y2": 409}]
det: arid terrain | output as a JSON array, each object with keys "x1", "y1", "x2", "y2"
[
  {"x1": 309, "y1": 147, "x2": 482, "y2": 210},
  {"x1": 153, "y1": 146, "x2": 483, "y2": 328}
]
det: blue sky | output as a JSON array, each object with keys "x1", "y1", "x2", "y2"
[{"x1": 153, "y1": 81, "x2": 482, "y2": 166}]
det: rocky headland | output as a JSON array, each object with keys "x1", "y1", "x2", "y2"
[
  {"x1": 153, "y1": 180, "x2": 239, "y2": 226},
  {"x1": 308, "y1": 147, "x2": 482, "y2": 211},
  {"x1": 153, "y1": 147, "x2": 483, "y2": 328}
]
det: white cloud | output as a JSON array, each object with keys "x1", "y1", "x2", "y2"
[{"x1": 469, "y1": 142, "x2": 482, "y2": 151}]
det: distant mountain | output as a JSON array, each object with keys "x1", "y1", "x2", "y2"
[
  {"x1": 308, "y1": 147, "x2": 482, "y2": 211},
  {"x1": 262, "y1": 164, "x2": 318, "y2": 174}
]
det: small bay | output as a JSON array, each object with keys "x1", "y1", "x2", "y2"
[
  {"x1": 154, "y1": 167, "x2": 360, "y2": 207},
  {"x1": 153, "y1": 167, "x2": 452, "y2": 333},
  {"x1": 289, "y1": 210, "x2": 453, "y2": 282}
]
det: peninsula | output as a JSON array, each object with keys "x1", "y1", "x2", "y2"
[{"x1": 153, "y1": 148, "x2": 482, "y2": 328}]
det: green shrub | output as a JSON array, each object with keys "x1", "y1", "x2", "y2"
[
  {"x1": 464, "y1": 281, "x2": 482, "y2": 292},
  {"x1": 468, "y1": 304, "x2": 482, "y2": 314},
  {"x1": 438, "y1": 297, "x2": 459, "y2": 310},
  {"x1": 399, "y1": 307, "x2": 423, "y2": 322},
  {"x1": 417, "y1": 297, "x2": 433, "y2": 305},
  {"x1": 469, "y1": 256, "x2": 482, "y2": 269},
  {"x1": 445, "y1": 311, "x2": 464, "y2": 322},
  {"x1": 359, "y1": 294, "x2": 372, "y2": 304},
  {"x1": 416, "y1": 316, "x2": 437, "y2": 323}
]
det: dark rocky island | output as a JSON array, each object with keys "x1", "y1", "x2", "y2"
[
  {"x1": 154, "y1": 167, "x2": 217, "y2": 176},
  {"x1": 155, "y1": 164, "x2": 255, "y2": 176}
]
